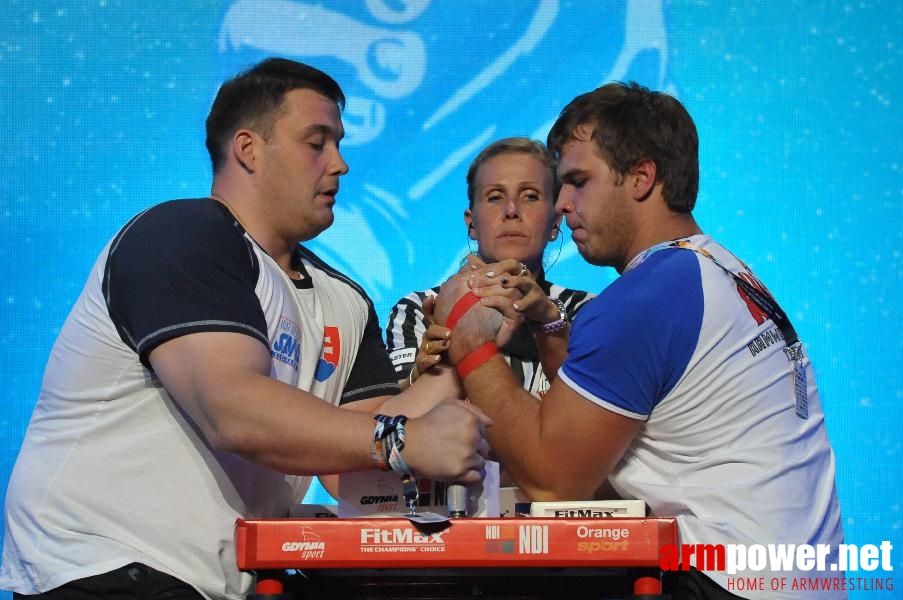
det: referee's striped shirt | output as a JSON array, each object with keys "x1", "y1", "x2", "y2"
[{"x1": 385, "y1": 276, "x2": 593, "y2": 397}]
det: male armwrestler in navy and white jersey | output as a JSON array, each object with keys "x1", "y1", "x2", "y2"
[
  {"x1": 2, "y1": 198, "x2": 398, "y2": 597},
  {"x1": 432, "y1": 84, "x2": 845, "y2": 600},
  {"x1": 1, "y1": 59, "x2": 489, "y2": 600}
]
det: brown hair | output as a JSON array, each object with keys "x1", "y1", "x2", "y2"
[
  {"x1": 547, "y1": 82, "x2": 699, "y2": 212},
  {"x1": 205, "y1": 57, "x2": 345, "y2": 173}
]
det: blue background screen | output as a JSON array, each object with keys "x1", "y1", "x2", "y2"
[{"x1": 1, "y1": 1, "x2": 900, "y2": 596}]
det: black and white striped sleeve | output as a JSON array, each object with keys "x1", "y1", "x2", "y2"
[
  {"x1": 550, "y1": 285, "x2": 595, "y2": 323},
  {"x1": 384, "y1": 288, "x2": 436, "y2": 378}
]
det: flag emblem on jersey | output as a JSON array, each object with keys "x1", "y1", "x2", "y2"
[
  {"x1": 272, "y1": 316, "x2": 300, "y2": 370},
  {"x1": 315, "y1": 325, "x2": 341, "y2": 381}
]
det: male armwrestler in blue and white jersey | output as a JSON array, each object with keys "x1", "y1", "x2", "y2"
[
  {"x1": 561, "y1": 235, "x2": 843, "y2": 597},
  {"x1": 432, "y1": 83, "x2": 844, "y2": 600}
]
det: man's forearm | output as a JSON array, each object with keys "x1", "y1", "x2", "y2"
[
  {"x1": 533, "y1": 326, "x2": 569, "y2": 381},
  {"x1": 376, "y1": 365, "x2": 463, "y2": 417},
  {"x1": 457, "y1": 354, "x2": 566, "y2": 499}
]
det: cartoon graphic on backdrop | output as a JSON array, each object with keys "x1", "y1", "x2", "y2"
[{"x1": 217, "y1": 0, "x2": 673, "y2": 306}]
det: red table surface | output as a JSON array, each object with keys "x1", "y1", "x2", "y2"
[{"x1": 235, "y1": 517, "x2": 678, "y2": 570}]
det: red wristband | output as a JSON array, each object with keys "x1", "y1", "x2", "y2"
[
  {"x1": 456, "y1": 341, "x2": 499, "y2": 379},
  {"x1": 445, "y1": 291, "x2": 481, "y2": 330}
]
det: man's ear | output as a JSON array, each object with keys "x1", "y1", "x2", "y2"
[
  {"x1": 631, "y1": 158, "x2": 657, "y2": 202},
  {"x1": 232, "y1": 129, "x2": 257, "y2": 173},
  {"x1": 464, "y1": 209, "x2": 477, "y2": 240}
]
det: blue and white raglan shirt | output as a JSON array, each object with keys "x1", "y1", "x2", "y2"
[
  {"x1": 0, "y1": 199, "x2": 399, "y2": 600},
  {"x1": 560, "y1": 234, "x2": 845, "y2": 599}
]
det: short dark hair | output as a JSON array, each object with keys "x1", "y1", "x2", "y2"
[
  {"x1": 547, "y1": 82, "x2": 699, "y2": 213},
  {"x1": 466, "y1": 137, "x2": 557, "y2": 209},
  {"x1": 205, "y1": 57, "x2": 346, "y2": 173}
]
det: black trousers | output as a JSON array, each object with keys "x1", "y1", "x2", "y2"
[{"x1": 13, "y1": 563, "x2": 203, "y2": 600}]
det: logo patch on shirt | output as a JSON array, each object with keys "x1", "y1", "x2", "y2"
[
  {"x1": 389, "y1": 347, "x2": 416, "y2": 368},
  {"x1": 315, "y1": 325, "x2": 341, "y2": 381},
  {"x1": 272, "y1": 316, "x2": 301, "y2": 370}
]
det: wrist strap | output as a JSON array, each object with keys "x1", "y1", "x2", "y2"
[
  {"x1": 372, "y1": 414, "x2": 420, "y2": 513},
  {"x1": 445, "y1": 291, "x2": 497, "y2": 378},
  {"x1": 445, "y1": 291, "x2": 481, "y2": 330},
  {"x1": 371, "y1": 414, "x2": 411, "y2": 474},
  {"x1": 456, "y1": 341, "x2": 499, "y2": 379}
]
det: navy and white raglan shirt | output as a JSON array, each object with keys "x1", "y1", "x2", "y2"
[
  {"x1": 386, "y1": 277, "x2": 593, "y2": 398},
  {"x1": 0, "y1": 199, "x2": 399, "y2": 600},
  {"x1": 560, "y1": 234, "x2": 845, "y2": 599}
]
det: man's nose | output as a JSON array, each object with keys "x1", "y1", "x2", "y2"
[
  {"x1": 555, "y1": 189, "x2": 573, "y2": 215},
  {"x1": 331, "y1": 146, "x2": 349, "y2": 176}
]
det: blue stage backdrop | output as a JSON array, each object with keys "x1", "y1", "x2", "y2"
[{"x1": 1, "y1": 1, "x2": 900, "y2": 596}]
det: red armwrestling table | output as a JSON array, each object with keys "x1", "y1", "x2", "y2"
[{"x1": 236, "y1": 516, "x2": 677, "y2": 599}]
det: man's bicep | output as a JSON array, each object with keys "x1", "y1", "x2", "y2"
[
  {"x1": 562, "y1": 254, "x2": 703, "y2": 416},
  {"x1": 538, "y1": 378, "x2": 643, "y2": 499},
  {"x1": 148, "y1": 331, "x2": 272, "y2": 440}
]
